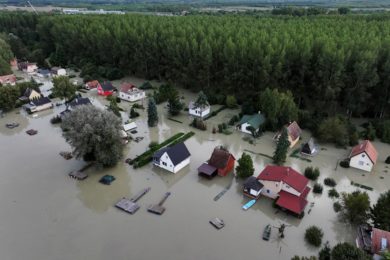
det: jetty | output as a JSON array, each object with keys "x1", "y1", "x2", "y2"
[
  {"x1": 147, "y1": 192, "x2": 171, "y2": 215},
  {"x1": 68, "y1": 163, "x2": 93, "y2": 180},
  {"x1": 115, "y1": 187, "x2": 151, "y2": 214}
]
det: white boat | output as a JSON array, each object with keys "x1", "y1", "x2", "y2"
[{"x1": 242, "y1": 199, "x2": 256, "y2": 210}]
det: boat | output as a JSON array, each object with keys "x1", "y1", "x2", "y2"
[
  {"x1": 5, "y1": 123, "x2": 19, "y2": 129},
  {"x1": 262, "y1": 224, "x2": 272, "y2": 241},
  {"x1": 209, "y1": 218, "x2": 225, "y2": 229},
  {"x1": 242, "y1": 199, "x2": 256, "y2": 210}
]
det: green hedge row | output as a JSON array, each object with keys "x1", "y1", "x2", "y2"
[{"x1": 203, "y1": 106, "x2": 226, "y2": 121}]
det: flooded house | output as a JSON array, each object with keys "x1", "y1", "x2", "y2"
[
  {"x1": 243, "y1": 176, "x2": 264, "y2": 199},
  {"x1": 198, "y1": 146, "x2": 235, "y2": 178},
  {"x1": 118, "y1": 83, "x2": 145, "y2": 102},
  {"x1": 36, "y1": 69, "x2": 51, "y2": 78},
  {"x1": 357, "y1": 225, "x2": 390, "y2": 257},
  {"x1": 188, "y1": 101, "x2": 210, "y2": 118},
  {"x1": 0, "y1": 74, "x2": 16, "y2": 86},
  {"x1": 153, "y1": 142, "x2": 191, "y2": 173},
  {"x1": 257, "y1": 165, "x2": 310, "y2": 217},
  {"x1": 51, "y1": 67, "x2": 67, "y2": 77},
  {"x1": 301, "y1": 138, "x2": 317, "y2": 156},
  {"x1": 85, "y1": 80, "x2": 101, "y2": 90},
  {"x1": 97, "y1": 81, "x2": 115, "y2": 96},
  {"x1": 237, "y1": 113, "x2": 265, "y2": 135},
  {"x1": 60, "y1": 97, "x2": 92, "y2": 117},
  {"x1": 349, "y1": 140, "x2": 378, "y2": 172},
  {"x1": 24, "y1": 96, "x2": 53, "y2": 114},
  {"x1": 123, "y1": 122, "x2": 137, "y2": 132},
  {"x1": 18, "y1": 61, "x2": 38, "y2": 74},
  {"x1": 19, "y1": 88, "x2": 41, "y2": 102},
  {"x1": 274, "y1": 121, "x2": 302, "y2": 148}
]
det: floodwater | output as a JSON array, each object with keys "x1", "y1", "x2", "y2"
[{"x1": 1, "y1": 75, "x2": 390, "y2": 260}]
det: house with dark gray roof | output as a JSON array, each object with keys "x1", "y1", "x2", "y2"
[
  {"x1": 23, "y1": 96, "x2": 53, "y2": 114},
  {"x1": 243, "y1": 176, "x2": 264, "y2": 199},
  {"x1": 238, "y1": 113, "x2": 265, "y2": 135},
  {"x1": 153, "y1": 142, "x2": 191, "y2": 173}
]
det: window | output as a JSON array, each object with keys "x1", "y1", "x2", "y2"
[
  {"x1": 358, "y1": 161, "x2": 364, "y2": 166},
  {"x1": 162, "y1": 162, "x2": 167, "y2": 166},
  {"x1": 267, "y1": 189, "x2": 270, "y2": 194},
  {"x1": 362, "y1": 154, "x2": 365, "y2": 158}
]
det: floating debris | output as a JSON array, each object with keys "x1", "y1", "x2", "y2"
[
  {"x1": 115, "y1": 187, "x2": 151, "y2": 214},
  {"x1": 262, "y1": 224, "x2": 272, "y2": 240},
  {"x1": 147, "y1": 192, "x2": 171, "y2": 215},
  {"x1": 26, "y1": 129, "x2": 38, "y2": 135},
  {"x1": 209, "y1": 218, "x2": 225, "y2": 229},
  {"x1": 5, "y1": 123, "x2": 19, "y2": 129},
  {"x1": 69, "y1": 171, "x2": 88, "y2": 180},
  {"x1": 59, "y1": 151, "x2": 73, "y2": 160},
  {"x1": 99, "y1": 175, "x2": 116, "y2": 185}
]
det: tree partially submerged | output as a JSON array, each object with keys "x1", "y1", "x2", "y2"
[
  {"x1": 194, "y1": 91, "x2": 209, "y2": 109},
  {"x1": 371, "y1": 190, "x2": 390, "y2": 231},
  {"x1": 236, "y1": 152, "x2": 254, "y2": 178},
  {"x1": 331, "y1": 242, "x2": 370, "y2": 260},
  {"x1": 52, "y1": 76, "x2": 77, "y2": 102},
  {"x1": 339, "y1": 190, "x2": 370, "y2": 225},
  {"x1": 147, "y1": 97, "x2": 158, "y2": 127},
  {"x1": 167, "y1": 88, "x2": 184, "y2": 116},
  {"x1": 273, "y1": 127, "x2": 290, "y2": 165},
  {"x1": 61, "y1": 105, "x2": 123, "y2": 167}
]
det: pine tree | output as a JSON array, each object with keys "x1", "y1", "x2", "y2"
[
  {"x1": 147, "y1": 97, "x2": 158, "y2": 127},
  {"x1": 236, "y1": 153, "x2": 254, "y2": 179},
  {"x1": 273, "y1": 127, "x2": 290, "y2": 165},
  {"x1": 167, "y1": 88, "x2": 183, "y2": 116}
]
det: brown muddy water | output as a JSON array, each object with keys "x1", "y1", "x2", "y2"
[{"x1": 1, "y1": 75, "x2": 390, "y2": 260}]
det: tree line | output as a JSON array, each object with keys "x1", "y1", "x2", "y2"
[{"x1": 1, "y1": 12, "x2": 390, "y2": 120}]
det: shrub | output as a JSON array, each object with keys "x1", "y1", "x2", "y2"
[
  {"x1": 50, "y1": 115, "x2": 62, "y2": 124},
  {"x1": 139, "y1": 81, "x2": 153, "y2": 90},
  {"x1": 218, "y1": 124, "x2": 223, "y2": 133},
  {"x1": 130, "y1": 108, "x2": 140, "y2": 119},
  {"x1": 132, "y1": 103, "x2": 144, "y2": 109},
  {"x1": 225, "y1": 95, "x2": 237, "y2": 108},
  {"x1": 324, "y1": 178, "x2": 337, "y2": 187},
  {"x1": 149, "y1": 141, "x2": 158, "y2": 149},
  {"x1": 305, "y1": 226, "x2": 323, "y2": 247},
  {"x1": 192, "y1": 118, "x2": 207, "y2": 131},
  {"x1": 304, "y1": 167, "x2": 320, "y2": 181},
  {"x1": 386, "y1": 156, "x2": 390, "y2": 164},
  {"x1": 339, "y1": 159, "x2": 350, "y2": 168},
  {"x1": 328, "y1": 188, "x2": 339, "y2": 198},
  {"x1": 333, "y1": 202, "x2": 342, "y2": 212},
  {"x1": 313, "y1": 183, "x2": 323, "y2": 194},
  {"x1": 116, "y1": 97, "x2": 121, "y2": 103},
  {"x1": 228, "y1": 115, "x2": 239, "y2": 126}
]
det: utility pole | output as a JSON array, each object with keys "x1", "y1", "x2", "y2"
[{"x1": 27, "y1": 1, "x2": 38, "y2": 15}]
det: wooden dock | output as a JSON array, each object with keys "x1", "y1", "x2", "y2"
[
  {"x1": 115, "y1": 187, "x2": 151, "y2": 215},
  {"x1": 69, "y1": 171, "x2": 88, "y2": 180},
  {"x1": 147, "y1": 192, "x2": 171, "y2": 215},
  {"x1": 209, "y1": 218, "x2": 225, "y2": 229}
]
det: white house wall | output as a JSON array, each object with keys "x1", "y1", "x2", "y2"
[
  {"x1": 173, "y1": 157, "x2": 190, "y2": 173},
  {"x1": 240, "y1": 122, "x2": 252, "y2": 134},
  {"x1": 189, "y1": 107, "x2": 210, "y2": 118},
  {"x1": 119, "y1": 91, "x2": 145, "y2": 102},
  {"x1": 154, "y1": 152, "x2": 175, "y2": 173},
  {"x1": 350, "y1": 152, "x2": 374, "y2": 172},
  {"x1": 250, "y1": 188, "x2": 262, "y2": 197},
  {"x1": 281, "y1": 183, "x2": 301, "y2": 196},
  {"x1": 259, "y1": 180, "x2": 282, "y2": 199}
]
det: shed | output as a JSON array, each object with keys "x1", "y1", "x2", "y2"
[
  {"x1": 301, "y1": 138, "x2": 317, "y2": 156},
  {"x1": 123, "y1": 122, "x2": 137, "y2": 132},
  {"x1": 243, "y1": 176, "x2": 264, "y2": 199},
  {"x1": 198, "y1": 163, "x2": 217, "y2": 178}
]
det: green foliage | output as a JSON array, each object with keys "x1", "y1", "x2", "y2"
[
  {"x1": 377, "y1": 120, "x2": 390, "y2": 143},
  {"x1": 154, "y1": 84, "x2": 175, "y2": 104},
  {"x1": 50, "y1": 115, "x2": 62, "y2": 124},
  {"x1": 167, "y1": 88, "x2": 184, "y2": 116},
  {"x1": 192, "y1": 118, "x2": 207, "y2": 131},
  {"x1": 139, "y1": 81, "x2": 153, "y2": 90},
  {"x1": 331, "y1": 243, "x2": 370, "y2": 260},
  {"x1": 61, "y1": 106, "x2": 123, "y2": 167},
  {"x1": 386, "y1": 156, "x2": 390, "y2": 164},
  {"x1": 363, "y1": 123, "x2": 376, "y2": 141},
  {"x1": 338, "y1": 7, "x2": 351, "y2": 15},
  {"x1": 273, "y1": 127, "x2": 290, "y2": 165},
  {"x1": 328, "y1": 188, "x2": 339, "y2": 198},
  {"x1": 305, "y1": 226, "x2": 323, "y2": 247},
  {"x1": 340, "y1": 191, "x2": 370, "y2": 225},
  {"x1": 0, "y1": 37, "x2": 13, "y2": 75},
  {"x1": 291, "y1": 256, "x2": 317, "y2": 260},
  {"x1": 382, "y1": 251, "x2": 390, "y2": 260},
  {"x1": 317, "y1": 116, "x2": 349, "y2": 147},
  {"x1": 259, "y1": 88, "x2": 298, "y2": 130},
  {"x1": 304, "y1": 167, "x2": 320, "y2": 181},
  {"x1": 339, "y1": 159, "x2": 350, "y2": 168},
  {"x1": 236, "y1": 153, "x2": 254, "y2": 179},
  {"x1": 194, "y1": 91, "x2": 209, "y2": 109},
  {"x1": 225, "y1": 95, "x2": 237, "y2": 108},
  {"x1": 324, "y1": 178, "x2": 337, "y2": 187},
  {"x1": 228, "y1": 115, "x2": 239, "y2": 126},
  {"x1": 107, "y1": 95, "x2": 121, "y2": 117},
  {"x1": 204, "y1": 106, "x2": 226, "y2": 121},
  {"x1": 147, "y1": 97, "x2": 158, "y2": 127},
  {"x1": 52, "y1": 76, "x2": 77, "y2": 101},
  {"x1": 318, "y1": 241, "x2": 331, "y2": 260},
  {"x1": 0, "y1": 85, "x2": 19, "y2": 111},
  {"x1": 313, "y1": 183, "x2": 323, "y2": 194},
  {"x1": 129, "y1": 107, "x2": 140, "y2": 119},
  {"x1": 371, "y1": 190, "x2": 390, "y2": 231},
  {"x1": 333, "y1": 202, "x2": 342, "y2": 212},
  {"x1": 149, "y1": 141, "x2": 158, "y2": 149}
]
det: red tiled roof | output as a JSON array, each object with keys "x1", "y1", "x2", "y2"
[
  {"x1": 276, "y1": 187, "x2": 310, "y2": 214},
  {"x1": 120, "y1": 83, "x2": 136, "y2": 93},
  {"x1": 86, "y1": 80, "x2": 100, "y2": 89},
  {"x1": 257, "y1": 165, "x2": 309, "y2": 193},
  {"x1": 208, "y1": 147, "x2": 235, "y2": 169},
  {"x1": 350, "y1": 140, "x2": 378, "y2": 164},
  {"x1": 287, "y1": 121, "x2": 302, "y2": 141},
  {"x1": 0, "y1": 74, "x2": 16, "y2": 84},
  {"x1": 371, "y1": 228, "x2": 390, "y2": 254}
]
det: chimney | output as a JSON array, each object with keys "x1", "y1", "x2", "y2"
[{"x1": 286, "y1": 167, "x2": 290, "y2": 175}]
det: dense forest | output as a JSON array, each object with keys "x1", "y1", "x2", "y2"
[{"x1": 0, "y1": 12, "x2": 390, "y2": 121}]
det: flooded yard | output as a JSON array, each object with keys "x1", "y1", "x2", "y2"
[{"x1": 1, "y1": 76, "x2": 389, "y2": 260}]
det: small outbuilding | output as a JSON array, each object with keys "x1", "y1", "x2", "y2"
[
  {"x1": 85, "y1": 80, "x2": 101, "y2": 90},
  {"x1": 20, "y1": 88, "x2": 41, "y2": 102},
  {"x1": 238, "y1": 113, "x2": 265, "y2": 135},
  {"x1": 243, "y1": 176, "x2": 264, "y2": 199},
  {"x1": 18, "y1": 62, "x2": 38, "y2": 73},
  {"x1": 51, "y1": 67, "x2": 66, "y2": 77},
  {"x1": 118, "y1": 83, "x2": 146, "y2": 102},
  {"x1": 123, "y1": 122, "x2": 137, "y2": 132},
  {"x1": 188, "y1": 101, "x2": 210, "y2": 118},
  {"x1": 37, "y1": 69, "x2": 51, "y2": 78},
  {"x1": 153, "y1": 142, "x2": 191, "y2": 173},
  {"x1": 274, "y1": 121, "x2": 302, "y2": 148},
  {"x1": 301, "y1": 138, "x2": 317, "y2": 156},
  {"x1": 0, "y1": 74, "x2": 17, "y2": 85},
  {"x1": 349, "y1": 140, "x2": 378, "y2": 172},
  {"x1": 97, "y1": 81, "x2": 115, "y2": 96},
  {"x1": 198, "y1": 146, "x2": 235, "y2": 178}
]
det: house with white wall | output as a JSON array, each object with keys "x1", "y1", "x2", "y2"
[
  {"x1": 188, "y1": 101, "x2": 210, "y2": 118},
  {"x1": 238, "y1": 113, "x2": 265, "y2": 135},
  {"x1": 257, "y1": 165, "x2": 310, "y2": 216},
  {"x1": 51, "y1": 67, "x2": 67, "y2": 77},
  {"x1": 153, "y1": 143, "x2": 191, "y2": 173},
  {"x1": 349, "y1": 140, "x2": 378, "y2": 172},
  {"x1": 118, "y1": 83, "x2": 145, "y2": 102}
]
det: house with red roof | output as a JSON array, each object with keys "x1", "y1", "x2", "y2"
[
  {"x1": 349, "y1": 140, "x2": 378, "y2": 172},
  {"x1": 118, "y1": 83, "x2": 145, "y2": 102},
  {"x1": 0, "y1": 74, "x2": 17, "y2": 86},
  {"x1": 256, "y1": 165, "x2": 310, "y2": 217},
  {"x1": 85, "y1": 80, "x2": 101, "y2": 90},
  {"x1": 97, "y1": 81, "x2": 115, "y2": 96},
  {"x1": 17, "y1": 61, "x2": 38, "y2": 74},
  {"x1": 274, "y1": 121, "x2": 302, "y2": 148},
  {"x1": 197, "y1": 146, "x2": 235, "y2": 178},
  {"x1": 357, "y1": 225, "x2": 390, "y2": 256}
]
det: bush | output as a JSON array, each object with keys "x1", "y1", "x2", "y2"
[
  {"x1": 324, "y1": 178, "x2": 337, "y2": 187},
  {"x1": 130, "y1": 108, "x2": 140, "y2": 119},
  {"x1": 149, "y1": 141, "x2": 158, "y2": 149},
  {"x1": 228, "y1": 115, "x2": 239, "y2": 126},
  {"x1": 139, "y1": 81, "x2": 153, "y2": 90},
  {"x1": 192, "y1": 118, "x2": 207, "y2": 131},
  {"x1": 304, "y1": 167, "x2": 320, "y2": 181},
  {"x1": 339, "y1": 159, "x2": 350, "y2": 168},
  {"x1": 305, "y1": 226, "x2": 323, "y2": 247},
  {"x1": 328, "y1": 188, "x2": 339, "y2": 198},
  {"x1": 333, "y1": 202, "x2": 342, "y2": 212},
  {"x1": 50, "y1": 115, "x2": 62, "y2": 124},
  {"x1": 313, "y1": 183, "x2": 323, "y2": 194},
  {"x1": 132, "y1": 103, "x2": 144, "y2": 109},
  {"x1": 116, "y1": 97, "x2": 121, "y2": 103},
  {"x1": 225, "y1": 95, "x2": 237, "y2": 108},
  {"x1": 386, "y1": 156, "x2": 390, "y2": 164}
]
